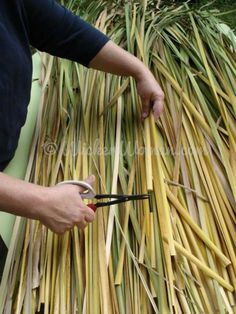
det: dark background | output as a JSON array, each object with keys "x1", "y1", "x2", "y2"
[
  {"x1": 64, "y1": 0, "x2": 236, "y2": 29},
  {"x1": 173, "y1": 0, "x2": 236, "y2": 28}
]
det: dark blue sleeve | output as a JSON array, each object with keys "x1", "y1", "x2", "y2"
[{"x1": 24, "y1": 0, "x2": 110, "y2": 67}]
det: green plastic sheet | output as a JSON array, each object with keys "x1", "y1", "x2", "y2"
[{"x1": 0, "y1": 53, "x2": 42, "y2": 248}]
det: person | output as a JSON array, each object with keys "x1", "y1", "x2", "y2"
[{"x1": 0, "y1": 0, "x2": 164, "y2": 234}]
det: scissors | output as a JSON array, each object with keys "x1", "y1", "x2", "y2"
[{"x1": 57, "y1": 180, "x2": 150, "y2": 212}]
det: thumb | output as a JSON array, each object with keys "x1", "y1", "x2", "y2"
[
  {"x1": 84, "y1": 174, "x2": 95, "y2": 186},
  {"x1": 77, "y1": 175, "x2": 96, "y2": 193}
]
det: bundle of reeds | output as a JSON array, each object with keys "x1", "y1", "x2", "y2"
[{"x1": 0, "y1": 1, "x2": 235, "y2": 313}]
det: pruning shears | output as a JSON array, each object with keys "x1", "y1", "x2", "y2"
[{"x1": 57, "y1": 180, "x2": 149, "y2": 212}]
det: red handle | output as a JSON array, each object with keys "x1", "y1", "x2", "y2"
[{"x1": 88, "y1": 203, "x2": 97, "y2": 212}]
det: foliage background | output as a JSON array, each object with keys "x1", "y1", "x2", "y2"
[
  {"x1": 66, "y1": 0, "x2": 236, "y2": 29},
  {"x1": 174, "y1": 0, "x2": 236, "y2": 28}
]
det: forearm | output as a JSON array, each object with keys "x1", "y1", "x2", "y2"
[
  {"x1": 89, "y1": 40, "x2": 164, "y2": 120},
  {"x1": 88, "y1": 40, "x2": 150, "y2": 80},
  {"x1": 0, "y1": 172, "x2": 44, "y2": 219},
  {"x1": 0, "y1": 173, "x2": 96, "y2": 233}
]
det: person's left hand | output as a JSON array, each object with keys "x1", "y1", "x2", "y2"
[
  {"x1": 88, "y1": 40, "x2": 164, "y2": 120},
  {"x1": 135, "y1": 69, "x2": 164, "y2": 121}
]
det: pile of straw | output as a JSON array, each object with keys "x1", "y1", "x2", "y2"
[{"x1": 0, "y1": 1, "x2": 235, "y2": 313}]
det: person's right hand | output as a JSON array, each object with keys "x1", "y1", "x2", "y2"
[{"x1": 37, "y1": 175, "x2": 96, "y2": 234}]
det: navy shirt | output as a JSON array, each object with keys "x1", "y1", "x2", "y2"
[{"x1": 0, "y1": 0, "x2": 109, "y2": 170}]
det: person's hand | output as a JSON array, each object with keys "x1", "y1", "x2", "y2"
[
  {"x1": 37, "y1": 175, "x2": 96, "y2": 234},
  {"x1": 135, "y1": 69, "x2": 164, "y2": 121},
  {"x1": 88, "y1": 40, "x2": 164, "y2": 121}
]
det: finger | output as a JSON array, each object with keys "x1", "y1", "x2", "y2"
[
  {"x1": 141, "y1": 98, "x2": 151, "y2": 120},
  {"x1": 76, "y1": 204, "x2": 95, "y2": 224},
  {"x1": 77, "y1": 220, "x2": 87, "y2": 230},
  {"x1": 53, "y1": 227, "x2": 67, "y2": 235},
  {"x1": 79, "y1": 202, "x2": 96, "y2": 217},
  {"x1": 84, "y1": 174, "x2": 95, "y2": 186},
  {"x1": 84, "y1": 210, "x2": 95, "y2": 223},
  {"x1": 152, "y1": 95, "x2": 164, "y2": 121},
  {"x1": 77, "y1": 174, "x2": 96, "y2": 193}
]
